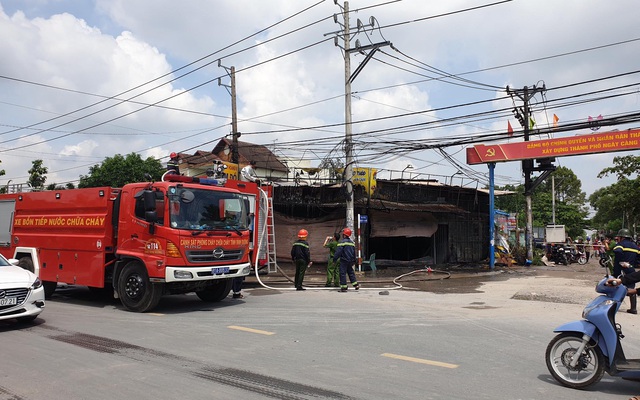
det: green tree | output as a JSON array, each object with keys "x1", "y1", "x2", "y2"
[
  {"x1": 495, "y1": 167, "x2": 588, "y2": 238},
  {"x1": 537, "y1": 166, "x2": 587, "y2": 206},
  {"x1": 28, "y1": 159, "x2": 48, "y2": 190},
  {"x1": 590, "y1": 155, "x2": 640, "y2": 233},
  {"x1": 79, "y1": 153, "x2": 165, "y2": 188}
]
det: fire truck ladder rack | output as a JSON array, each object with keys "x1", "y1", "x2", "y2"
[{"x1": 265, "y1": 196, "x2": 278, "y2": 274}]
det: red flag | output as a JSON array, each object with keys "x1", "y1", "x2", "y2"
[
  {"x1": 507, "y1": 121, "x2": 513, "y2": 137},
  {"x1": 553, "y1": 114, "x2": 559, "y2": 128}
]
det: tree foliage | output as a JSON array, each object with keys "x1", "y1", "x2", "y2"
[
  {"x1": 536, "y1": 166, "x2": 587, "y2": 206},
  {"x1": 28, "y1": 159, "x2": 48, "y2": 190},
  {"x1": 495, "y1": 167, "x2": 588, "y2": 238},
  {"x1": 78, "y1": 153, "x2": 165, "y2": 188},
  {"x1": 590, "y1": 155, "x2": 640, "y2": 234}
]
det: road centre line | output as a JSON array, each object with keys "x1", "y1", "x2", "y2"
[
  {"x1": 381, "y1": 353, "x2": 459, "y2": 369},
  {"x1": 227, "y1": 325, "x2": 276, "y2": 335}
]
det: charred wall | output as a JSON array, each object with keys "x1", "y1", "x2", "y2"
[{"x1": 272, "y1": 181, "x2": 489, "y2": 265}]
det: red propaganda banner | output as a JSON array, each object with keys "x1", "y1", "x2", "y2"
[{"x1": 466, "y1": 128, "x2": 640, "y2": 165}]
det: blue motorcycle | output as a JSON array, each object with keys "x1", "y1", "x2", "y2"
[{"x1": 546, "y1": 275, "x2": 640, "y2": 388}]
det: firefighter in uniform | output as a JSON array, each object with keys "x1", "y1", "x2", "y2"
[
  {"x1": 324, "y1": 232, "x2": 340, "y2": 287},
  {"x1": 333, "y1": 228, "x2": 360, "y2": 292},
  {"x1": 614, "y1": 228, "x2": 639, "y2": 314},
  {"x1": 167, "y1": 152, "x2": 180, "y2": 174},
  {"x1": 291, "y1": 229, "x2": 310, "y2": 291}
]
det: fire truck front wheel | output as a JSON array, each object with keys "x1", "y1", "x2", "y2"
[
  {"x1": 117, "y1": 261, "x2": 163, "y2": 312},
  {"x1": 196, "y1": 279, "x2": 232, "y2": 302}
]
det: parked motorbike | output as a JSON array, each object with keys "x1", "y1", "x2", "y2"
[
  {"x1": 549, "y1": 244, "x2": 570, "y2": 265},
  {"x1": 569, "y1": 246, "x2": 588, "y2": 265},
  {"x1": 545, "y1": 275, "x2": 640, "y2": 389},
  {"x1": 549, "y1": 244, "x2": 587, "y2": 265}
]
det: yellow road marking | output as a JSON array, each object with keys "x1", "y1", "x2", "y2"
[
  {"x1": 381, "y1": 353, "x2": 459, "y2": 369},
  {"x1": 227, "y1": 325, "x2": 275, "y2": 335}
]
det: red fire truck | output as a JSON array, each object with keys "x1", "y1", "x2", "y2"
[{"x1": 0, "y1": 174, "x2": 272, "y2": 312}]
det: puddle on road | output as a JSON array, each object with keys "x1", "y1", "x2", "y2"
[{"x1": 388, "y1": 270, "x2": 512, "y2": 294}]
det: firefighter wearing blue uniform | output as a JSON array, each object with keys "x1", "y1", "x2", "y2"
[
  {"x1": 614, "y1": 228, "x2": 639, "y2": 314},
  {"x1": 167, "y1": 152, "x2": 180, "y2": 174},
  {"x1": 291, "y1": 229, "x2": 310, "y2": 291},
  {"x1": 333, "y1": 228, "x2": 360, "y2": 292}
]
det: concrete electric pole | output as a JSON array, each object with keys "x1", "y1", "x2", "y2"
[
  {"x1": 333, "y1": 1, "x2": 390, "y2": 233},
  {"x1": 219, "y1": 62, "x2": 240, "y2": 164},
  {"x1": 507, "y1": 84, "x2": 551, "y2": 261}
]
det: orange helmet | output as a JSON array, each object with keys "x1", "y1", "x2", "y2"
[
  {"x1": 343, "y1": 228, "x2": 352, "y2": 237},
  {"x1": 297, "y1": 229, "x2": 308, "y2": 239},
  {"x1": 170, "y1": 152, "x2": 177, "y2": 159}
]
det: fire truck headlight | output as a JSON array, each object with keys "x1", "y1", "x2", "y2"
[
  {"x1": 241, "y1": 266, "x2": 251, "y2": 275},
  {"x1": 173, "y1": 270, "x2": 193, "y2": 279}
]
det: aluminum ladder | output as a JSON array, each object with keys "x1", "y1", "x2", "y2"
[{"x1": 265, "y1": 196, "x2": 278, "y2": 274}]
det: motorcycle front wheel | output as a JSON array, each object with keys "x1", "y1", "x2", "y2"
[
  {"x1": 578, "y1": 255, "x2": 587, "y2": 265},
  {"x1": 545, "y1": 332, "x2": 605, "y2": 389}
]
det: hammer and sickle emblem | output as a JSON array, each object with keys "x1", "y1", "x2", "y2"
[{"x1": 485, "y1": 148, "x2": 496, "y2": 157}]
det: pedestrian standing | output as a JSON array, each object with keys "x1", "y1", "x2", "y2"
[
  {"x1": 291, "y1": 229, "x2": 310, "y2": 291},
  {"x1": 334, "y1": 228, "x2": 360, "y2": 292},
  {"x1": 324, "y1": 232, "x2": 340, "y2": 287}
]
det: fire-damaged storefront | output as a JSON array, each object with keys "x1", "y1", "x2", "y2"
[{"x1": 272, "y1": 179, "x2": 490, "y2": 266}]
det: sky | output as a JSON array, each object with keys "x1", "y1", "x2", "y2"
[{"x1": 0, "y1": 0, "x2": 638, "y2": 201}]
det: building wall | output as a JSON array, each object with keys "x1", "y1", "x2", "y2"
[{"x1": 272, "y1": 181, "x2": 491, "y2": 265}]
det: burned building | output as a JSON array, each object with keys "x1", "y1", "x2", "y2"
[{"x1": 272, "y1": 178, "x2": 490, "y2": 267}]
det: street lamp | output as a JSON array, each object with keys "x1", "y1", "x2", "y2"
[{"x1": 401, "y1": 164, "x2": 413, "y2": 181}]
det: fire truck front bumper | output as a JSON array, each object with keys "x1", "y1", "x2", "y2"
[{"x1": 164, "y1": 263, "x2": 251, "y2": 283}]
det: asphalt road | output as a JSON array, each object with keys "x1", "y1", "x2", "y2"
[{"x1": 2, "y1": 263, "x2": 640, "y2": 400}]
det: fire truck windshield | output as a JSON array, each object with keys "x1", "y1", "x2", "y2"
[{"x1": 167, "y1": 187, "x2": 248, "y2": 232}]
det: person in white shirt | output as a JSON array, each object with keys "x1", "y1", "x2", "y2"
[{"x1": 240, "y1": 160, "x2": 259, "y2": 183}]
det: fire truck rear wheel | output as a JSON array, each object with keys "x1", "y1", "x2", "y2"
[
  {"x1": 118, "y1": 261, "x2": 162, "y2": 312},
  {"x1": 196, "y1": 279, "x2": 232, "y2": 302}
]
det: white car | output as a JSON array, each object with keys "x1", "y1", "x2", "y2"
[{"x1": 0, "y1": 256, "x2": 45, "y2": 322}]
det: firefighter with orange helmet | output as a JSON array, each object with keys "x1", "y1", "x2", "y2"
[
  {"x1": 167, "y1": 152, "x2": 180, "y2": 174},
  {"x1": 291, "y1": 229, "x2": 311, "y2": 290},
  {"x1": 333, "y1": 227, "x2": 360, "y2": 292}
]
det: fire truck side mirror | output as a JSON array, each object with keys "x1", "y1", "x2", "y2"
[
  {"x1": 143, "y1": 190, "x2": 158, "y2": 234},
  {"x1": 145, "y1": 210, "x2": 157, "y2": 235},
  {"x1": 143, "y1": 190, "x2": 157, "y2": 211}
]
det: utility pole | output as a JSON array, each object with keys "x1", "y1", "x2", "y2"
[
  {"x1": 507, "y1": 84, "x2": 551, "y2": 261},
  {"x1": 332, "y1": 1, "x2": 390, "y2": 233},
  {"x1": 552, "y1": 175, "x2": 556, "y2": 225},
  {"x1": 218, "y1": 62, "x2": 240, "y2": 164}
]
